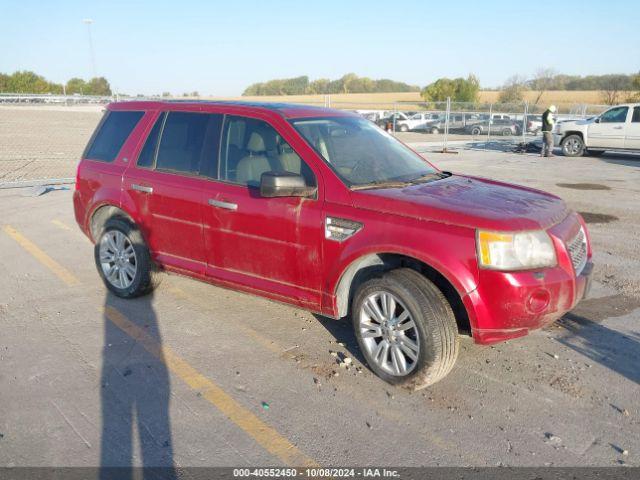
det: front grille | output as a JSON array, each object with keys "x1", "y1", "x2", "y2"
[{"x1": 566, "y1": 227, "x2": 587, "y2": 275}]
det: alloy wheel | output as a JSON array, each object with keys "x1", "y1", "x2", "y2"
[
  {"x1": 99, "y1": 230, "x2": 137, "y2": 289},
  {"x1": 358, "y1": 291, "x2": 420, "y2": 376},
  {"x1": 563, "y1": 137, "x2": 583, "y2": 155}
]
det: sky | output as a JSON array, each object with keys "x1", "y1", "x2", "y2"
[{"x1": 1, "y1": 0, "x2": 639, "y2": 96}]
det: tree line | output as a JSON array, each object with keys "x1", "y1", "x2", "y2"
[
  {"x1": 243, "y1": 71, "x2": 640, "y2": 106},
  {"x1": 242, "y1": 74, "x2": 420, "y2": 96},
  {"x1": 421, "y1": 70, "x2": 640, "y2": 105},
  {"x1": 0, "y1": 70, "x2": 112, "y2": 96},
  {"x1": 495, "y1": 69, "x2": 640, "y2": 105}
]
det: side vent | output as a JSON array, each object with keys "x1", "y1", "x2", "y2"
[{"x1": 325, "y1": 217, "x2": 363, "y2": 242}]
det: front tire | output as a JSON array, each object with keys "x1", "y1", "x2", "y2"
[
  {"x1": 561, "y1": 134, "x2": 585, "y2": 157},
  {"x1": 471, "y1": 126, "x2": 482, "y2": 136},
  {"x1": 94, "y1": 217, "x2": 155, "y2": 298},
  {"x1": 399, "y1": 124, "x2": 408, "y2": 132},
  {"x1": 430, "y1": 127, "x2": 439, "y2": 134},
  {"x1": 352, "y1": 268, "x2": 459, "y2": 389}
]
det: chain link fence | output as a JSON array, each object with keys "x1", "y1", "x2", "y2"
[
  {"x1": 0, "y1": 94, "x2": 611, "y2": 188},
  {"x1": 0, "y1": 104, "x2": 103, "y2": 187},
  {"x1": 342, "y1": 100, "x2": 610, "y2": 154}
]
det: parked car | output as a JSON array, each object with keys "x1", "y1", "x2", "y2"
[
  {"x1": 75, "y1": 101, "x2": 593, "y2": 388},
  {"x1": 526, "y1": 115, "x2": 543, "y2": 134},
  {"x1": 554, "y1": 103, "x2": 640, "y2": 157},
  {"x1": 358, "y1": 110, "x2": 395, "y2": 123},
  {"x1": 396, "y1": 112, "x2": 442, "y2": 132},
  {"x1": 376, "y1": 112, "x2": 410, "y2": 128},
  {"x1": 422, "y1": 114, "x2": 470, "y2": 134},
  {"x1": 465, "y1": 119, "x2": 521, "y2": 136}
]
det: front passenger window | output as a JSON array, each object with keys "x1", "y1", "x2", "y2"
[
  {"x1": 219, "y1": 116, "x2": 316, "y2": 188},
  {"x1": 600, "y1": 107, "x2": 629, "y2": 123}
]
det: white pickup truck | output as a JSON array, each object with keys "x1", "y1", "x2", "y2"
[{"x1": 554, "y1": 103, "x2": 640, "y2": 156}]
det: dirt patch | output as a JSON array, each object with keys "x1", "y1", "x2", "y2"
[
  {"x1": 578, "y1": 211, "x2": 619, "y2": 224},
  {"x1": 556, "y1": 183, "x2": 611, "y2": 190},
  {"x1": 547, "y1": 373, "x2": 584, "y2": 398}
]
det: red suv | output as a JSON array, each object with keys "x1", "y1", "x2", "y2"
[{"x1": 74, "y1": 101, "x2": 593, "y2": 388}]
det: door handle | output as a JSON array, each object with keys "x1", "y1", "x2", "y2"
[
  {"x1": 613, "y1": 126, "x2": 624, "y2": 130},
  {"x1": 131, "y1": 183, "x2": 153, "y2": 194},
  {"x1": 208, "y1": 198, "x2": 238, "y2": 211}
]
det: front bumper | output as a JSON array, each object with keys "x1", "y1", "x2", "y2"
[{"x1": 464, "y1": 213, "x2": 593, "y2": 345}]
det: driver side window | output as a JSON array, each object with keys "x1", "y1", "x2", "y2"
[{"x1": 600, "y1": 107, "x2": 629, "y2": 123}]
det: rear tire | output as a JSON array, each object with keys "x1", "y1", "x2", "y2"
[
  {"x1": 94, "y1": 217, "x2": 155, "y2": 298},
  {"x1": 502, "y1": 128, "x2": 512, "y2": 136},
  {"x1": 561, "y1": 134, "x2": 585, "y2": 157},
  {"x1": 352, "y1": 268, "x2": 459, "y2": 389},
  {"x1": 471, "y1": 126, "x2": 482, "y2": 136},
  {"x1": 430, "y1": 127, "x2": 439, "y2": 134}
]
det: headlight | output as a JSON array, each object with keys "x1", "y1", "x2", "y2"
[{"x1": 477, "y1": 229, "x2": 557, "y2": 270}]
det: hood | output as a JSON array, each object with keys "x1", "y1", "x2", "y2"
[
  {"x1": 350, "y1": 174, "x2": 569, "y2": 231},
  {"x1": 557, "y1": 117, "x2": 596, "y2": 127}
]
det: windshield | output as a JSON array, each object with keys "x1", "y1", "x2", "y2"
[{"x1": 291, "y1": 116, "x2": 438, "y2": 187}]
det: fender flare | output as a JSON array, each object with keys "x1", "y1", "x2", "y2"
[{"x1": 331, "y1": 248, "x2": 477, "y2": 319}]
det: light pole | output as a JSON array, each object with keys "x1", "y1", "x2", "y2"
[{"x1": 82, "y1": 18, "x2": 97, "y2": 78}]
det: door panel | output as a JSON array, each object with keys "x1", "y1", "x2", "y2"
[
  {"x1": 202, "y1": 114, "x2": 324, "y2": 309},
  {"x1": 125, "y1": 168, "x2": 207, "y2": 274},
  {"x1": 203, "y1": 183, "x2": 323, "y2": 307},
  {"x1": 124, "y1": 111, "x2": 223, "y2": 275},
  {"x1": 625, "y1": 106, "x2": 640, "y2": 149},
  {"x1": 588, "y1": 106, "x2": 628, "y2": 148}
]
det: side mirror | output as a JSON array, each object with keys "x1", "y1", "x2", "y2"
[
  {"x1": 595, "y1": 117, "x2": 600, "y2": 123},
  {"x1": 260, "y1": 171, "x2": 316, "y2": 198}
]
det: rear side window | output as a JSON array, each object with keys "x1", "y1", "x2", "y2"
[
  {"x1": 137, "y1": 113, "x2": 165, "y2": 168},
  {"x1": 633, "y1": 107, "x2": 640, "y2": 123},
  {"x1": 155, "y1": 112, "x2": 222, "y2": 175},
  {"x1": 85, "y1": 111, "x2": 144, "y2": 162}
]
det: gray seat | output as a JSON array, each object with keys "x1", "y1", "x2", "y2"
[
  {"x1": 236, "y1": 132, "x2": 272, "y2": 185},
  {"x1": 278, "y1": 144, "x2": 302, "y2": 175}
]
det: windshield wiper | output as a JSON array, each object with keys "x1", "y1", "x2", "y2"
[
  {"x1": 350, "y1": 171, "x2": 452, "y2": 191},
  {"x1": 350, "y1": 180, "x2": 414, "y2": 190},
  {"x1": 408, "y1": 171, "x2": 452, "y2": 184}
]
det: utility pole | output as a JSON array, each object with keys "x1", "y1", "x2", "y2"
[{"x1": 82, "y1": 18, "x2": 97, "y2": 78}]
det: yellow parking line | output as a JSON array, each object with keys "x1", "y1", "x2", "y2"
[
  {"x1": 51, "y1": 219, "x2": 73, "y2": 231},
  {"x1": 2, "y1": 225, "x2": 80, "y2": 286},
  {"x1": 104, "y1": 305, "x2": 318, "y2": 468}
]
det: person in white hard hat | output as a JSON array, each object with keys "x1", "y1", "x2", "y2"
[{"x1": 541, "y1": 105, "x2": 557, "y2": 157}]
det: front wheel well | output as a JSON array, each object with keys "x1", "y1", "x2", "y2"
[
  {"x1": 560, "y1": 131, "x2": 584, "y2": 143},
  {"x1": 335, "y1": 253, "x2": 471, "y2": 335}
]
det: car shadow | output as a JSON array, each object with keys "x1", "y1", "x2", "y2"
[
  {"x1": 312, "y1": 314, "x2": 367, "y2": 365},
  {"x1": 100, "y1": 291, "x2": 177, "y2": 479},
  {"x1": 598, "y1": 151, "x2": 640, "y2": 167},
  {"x1": 555, "y1": 294, "x2": 640, "y2": 385}
]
